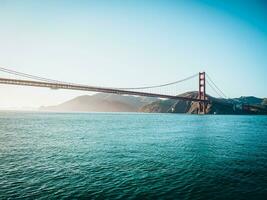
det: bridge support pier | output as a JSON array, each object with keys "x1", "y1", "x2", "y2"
[{"x1": 199, "y1": 72, "x2": 206, "y2": 114}]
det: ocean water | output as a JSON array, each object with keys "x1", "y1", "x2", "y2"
[{"x1": 0, "y1": 112, "x2": 267, "y2": 200}]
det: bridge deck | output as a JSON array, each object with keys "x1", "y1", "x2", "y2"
[{"x1": 0, "y1": 77, "x2": 209, "y2": 103}]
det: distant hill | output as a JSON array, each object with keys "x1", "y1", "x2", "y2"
[
  {"x1": 140, "y1": 91, "x2": 267, "y2": 115},
  {"x1": 40, "y1": 92, "x2": 267, "y2": 114},
  {"x1": 40, "y1": 93, "x2": 158, "y2": 112},
  {"x1": 232, "y1": 96, "x2": 264, "y2": 105}
]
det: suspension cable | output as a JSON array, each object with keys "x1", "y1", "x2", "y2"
[
  {"x1": 0, "y1": 66, "x2": 197, "y2": 92},
  {"x1": 206, "y1": 80, "x2": 224, "y2": 98},
  {"x1": 0, "y1": 66, "x2": 105, "y2": 88},
  {"x1": 206, "y1": 73, "x2": 227, "y2": 98},
  {"x1": 0, "y1": 66, "x2": 68, "y2": 84},
  {"x1": 116, "y1": 73, "x2": 198, "y2": 90}
]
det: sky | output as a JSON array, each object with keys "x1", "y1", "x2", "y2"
[{"x1": 0, "y1": 0, "x2": 266, "y2": 109}]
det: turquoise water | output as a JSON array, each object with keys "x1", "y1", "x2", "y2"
[{"x1": 0, "y1": 112, "x2": 267, "y2": 199}]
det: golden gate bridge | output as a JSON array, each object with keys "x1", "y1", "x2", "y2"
[{"x1": 0, "y1": 66, "x2": 254, "y2": 114}]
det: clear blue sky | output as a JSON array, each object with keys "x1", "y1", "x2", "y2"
[{"x1": 0, "y1": 0, "x2": 266, "y2": 108}]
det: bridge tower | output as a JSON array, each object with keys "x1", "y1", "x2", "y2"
[{"x1": 199, "y1": 72, "x2": 206, "y2": 114}]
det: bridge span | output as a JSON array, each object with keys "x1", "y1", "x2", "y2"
[
  {"x1": 0, "y1": 67, "x2": 264, "y2": 114},
  {"x1": 0, "y1": 67, "x2": 231, "y2": 114},
  {"x1": 0, "y1": 77, "x2": 209, "y2": 103}
]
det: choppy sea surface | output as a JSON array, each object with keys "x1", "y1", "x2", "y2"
[{"x1": 0, "y1": 112, "x2": 267, "y2": 199}]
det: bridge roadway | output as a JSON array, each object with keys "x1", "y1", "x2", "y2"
[{"x1": 0, "y1": 77, "x2": 209, "y2": 103}]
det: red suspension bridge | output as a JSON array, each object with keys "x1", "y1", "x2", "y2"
[{"x1": 0, "y1": 66, "x2": 242, "y2": 114}]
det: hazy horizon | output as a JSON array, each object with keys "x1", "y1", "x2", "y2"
[{"x1": 0, "y1": 0, "x2": 267, "y2": 109}]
